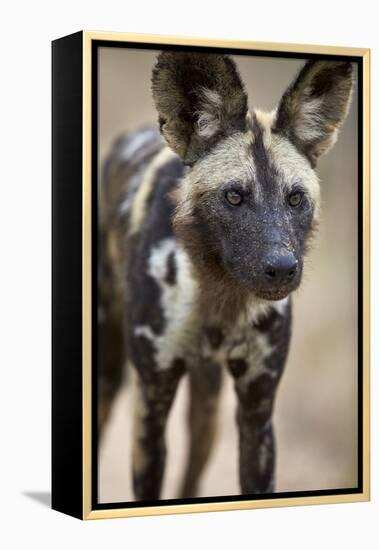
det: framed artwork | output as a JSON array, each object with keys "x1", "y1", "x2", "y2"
[{"x1": 52, "y1": 31, "x2": 370, "y2": 520}]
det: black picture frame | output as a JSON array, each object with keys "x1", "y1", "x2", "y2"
[{"x1": 52, "y1": 31, "x2": 370, "y2": 520}]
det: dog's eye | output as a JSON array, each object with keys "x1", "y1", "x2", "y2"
[
  {"x1": 226, "y1": 190, "x2": 243, "y2": 206},
  {"x1": 288, "y1": 191, "x2": 304, "y2": 207}
]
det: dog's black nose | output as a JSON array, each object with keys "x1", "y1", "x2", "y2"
[{"x1": 264, "y1": 252, "x2": 298, "y2": 283}]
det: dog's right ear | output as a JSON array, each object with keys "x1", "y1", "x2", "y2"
[
  {"x1": 151, "y1": 51, "x2": 248, "y2": 165},
  {"x1": 274, "y1": 60, "x2": 354, "y2": 167}
]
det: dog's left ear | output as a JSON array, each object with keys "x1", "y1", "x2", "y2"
[
  {"x1": 274, "y1": 60, "x2": 354, "y2": 166},
  {"x1": 151, "y1": 52, "x2": 248, "y2": 165}
]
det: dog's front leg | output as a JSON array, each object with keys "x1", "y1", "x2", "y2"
[
  {"x1": 230, "y1": 303, "x2": 292, "y2": 494},
  {"x1": 235, "y1": 374, "x2": 279, "y2": 494},
  {"x1": 132, "y1": 362, "x2": 185, "y2": 501}
]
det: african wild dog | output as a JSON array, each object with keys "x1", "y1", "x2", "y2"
[{"x1": 98, "y1": 52, "x2": 353, "y2": 499}]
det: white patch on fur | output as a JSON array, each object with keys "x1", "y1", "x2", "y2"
[
  {"x1": 201, "y1": 323, "x2": 272, "y2": 377},
  {"x1": 229, "y1": 299, "x2": 289, "y2": 386},
  {"x1": 120, "y1": 127, "x2": 157, "y2": 162},
  {"x1": 118, "y1": 195, "x2": 133, "y2": 216},
  {"x1": 254, "y1": 109, "x2": 276, "y2": 147},
  {"x1": 134, "y1": 325, "x2": 157, "y2": 341},
  {"x1": 129, "y1": 147, "x2": 176, "y2": 235},
  {"x1": 249, "y1": 331, "x2": 273, "y2": 363},
  {"x1": 239, "y1": 332, "x2": 275, "y2": 386},
  {"x1": 244, "y1": 300, "x2": 273, "y2": 325},
  {"x1": 143, "y1": 238, "x2": 199, "y2": 371},
  {"x1": 148, "y1": 238, "x2": 177, "y2": 281},
  {"x1": 201, "y1": 342, "x2": 228, "y2": 365},
  {"x1": 118, "y1": 173, "x2": 142, "y2": 215},
  {"x1": 202, "y1": 300, "x2": 287, "y2": 377},
  {"x1": 227, "y1": 341, "x2": 249, "y2": 361},
  {"x1": 235, "y1": 296, "x2": 288, "y2": 328},
  {"x1": 272, "y1": 297, "x2": 289, "y2": 316},
  {"x1": 196, "y1": 88, "x2": 223, "y2": 139},
  {"x1": 253, "y1": 297, "x2": 289, "y2": 322}
]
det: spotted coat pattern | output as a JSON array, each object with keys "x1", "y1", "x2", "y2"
[{"x1": 98, "y1": 53, "x2": 353, "y2": 500}]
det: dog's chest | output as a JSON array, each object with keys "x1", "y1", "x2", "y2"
[{"x1": 145, "y1": 237, "x2": 279, "y2": 378}]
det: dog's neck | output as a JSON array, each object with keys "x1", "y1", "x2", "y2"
[{"x1": 186, "y1": 255, "x2": 275, "y2": 326}]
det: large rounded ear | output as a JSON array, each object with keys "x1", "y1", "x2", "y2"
[
  {"x1": 151, "y1": 51, "x2": 248, "y2": 165},
  {"x1": 273, "y1": 60, "x2": 354, "y2": 167}
]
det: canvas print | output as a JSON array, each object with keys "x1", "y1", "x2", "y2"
[{"x1": 96, "y1": 46, "x2": 359, "y2": 505}]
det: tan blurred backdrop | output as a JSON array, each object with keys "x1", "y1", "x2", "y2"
[{"x1": 98, "y1": 47, "x2": 358, "y2": 503}]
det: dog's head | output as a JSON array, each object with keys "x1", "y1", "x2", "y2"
[{"x1": 152, "y1": 52, "x2": 353, "y2": 301}]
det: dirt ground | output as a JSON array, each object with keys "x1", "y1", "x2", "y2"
[{"x1": 98, "y1": 48, "x2": 358, "y2": 503}]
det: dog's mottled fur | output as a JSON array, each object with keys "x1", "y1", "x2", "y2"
[{"x1": 98, "y1": 52, "x2": 353, "y2": 499}]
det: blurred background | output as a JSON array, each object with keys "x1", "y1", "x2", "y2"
[{"x1": 98, "y1": 47, "x2": 358, "y2": 503}]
